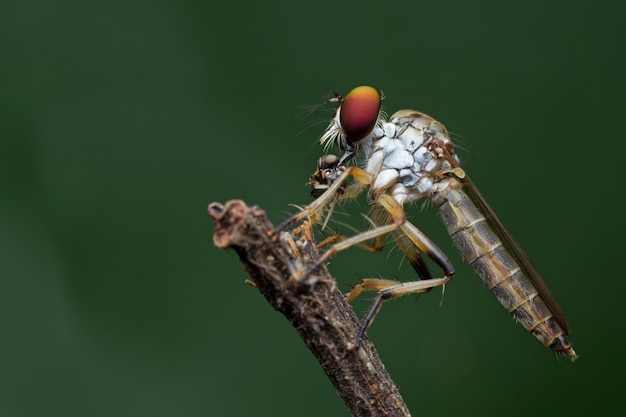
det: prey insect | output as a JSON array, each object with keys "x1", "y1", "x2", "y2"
[{"x1": 282, "y1": 86, "x2": 576, "y2": 360}]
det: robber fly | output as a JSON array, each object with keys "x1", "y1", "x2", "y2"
[{"x1": 283, "y1": 86, "x2": 576, "y2": 360}]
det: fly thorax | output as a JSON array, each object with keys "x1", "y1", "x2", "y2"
[{"x1": 366, "y1": 114, "x2": 454, "y2": 205}]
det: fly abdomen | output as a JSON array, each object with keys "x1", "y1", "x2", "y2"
[{"x1": 436, "y1": 181, "x2": 576, "y2": 359}]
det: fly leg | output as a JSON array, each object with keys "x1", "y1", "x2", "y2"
[
  {"x1": 315, "y1": 231, "x2": 387, "y2": 253},
  {"x1": 277, "y1": 166, "x2": 372, "y2": 232},
  {"x1": 296, "y1": 192, "x2": 412, "y2": 283},
  {"x1": 286, "y1": 165, "x2": 369, "y2": 251},
  {"x1": 345, "y1": 194, "x2": 456, "y2": 349}
]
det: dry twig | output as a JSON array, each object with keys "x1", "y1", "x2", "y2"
[{"x1": 209, "y1": 200, "x2": 412, "y2": 417}]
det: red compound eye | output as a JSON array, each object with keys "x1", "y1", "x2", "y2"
[{"x1": 339, "y1": 86, "x2": 381, "y2": 144}]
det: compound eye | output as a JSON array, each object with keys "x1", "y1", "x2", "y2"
[{"x1": 339, "y1": 86, "x2": 381, "y2": 144}]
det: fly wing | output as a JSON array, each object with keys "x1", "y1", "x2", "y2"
[{"x1": 458, "y1": 174, "x2": 571, "y2": 334}]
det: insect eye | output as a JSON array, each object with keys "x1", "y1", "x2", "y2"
[
  {"x1": 339, "y1": 86, "x2": 381, "y2": 144},
  {"x1": 318, "y1": 154, "x2": 339, "y2": 169}
]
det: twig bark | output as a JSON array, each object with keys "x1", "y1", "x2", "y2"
[{"x1": 209, "y1": 200, "x2": 411, "y2": 417}]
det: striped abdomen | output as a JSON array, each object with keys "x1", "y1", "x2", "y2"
[{"x1": 434, "y1": 179, "x2": 576, "y2": 359}]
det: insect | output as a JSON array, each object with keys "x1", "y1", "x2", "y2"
[
  {"x1": 309, "y1": 154, "x2": 344, "y2": 199},
  {"x1": 282, "y1": 86, "x2": 577, "y2": 360}
]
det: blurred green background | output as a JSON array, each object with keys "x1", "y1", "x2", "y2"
[{"x1": 2, "y1": 0, "x2": 624, "y2": 416}]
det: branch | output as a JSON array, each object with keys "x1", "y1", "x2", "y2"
[{"x1": 208, "y1": 200, "x2": 412, "y2": 417}]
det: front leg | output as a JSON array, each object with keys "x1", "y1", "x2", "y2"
[{"x1": 277, "y1": 166, "x2": 373, "y2": 231}]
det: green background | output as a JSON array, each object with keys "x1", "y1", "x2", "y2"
[{"x1": 2, "y1": 1, "x2": 624, "y2": 416}]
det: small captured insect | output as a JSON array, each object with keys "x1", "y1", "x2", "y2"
[
  {"x1": 309, "y1": 154, "x2": 344, "y2": 199},
  {"x1": 282, "y1": 86, "x2": 576, "y2": 360}
]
